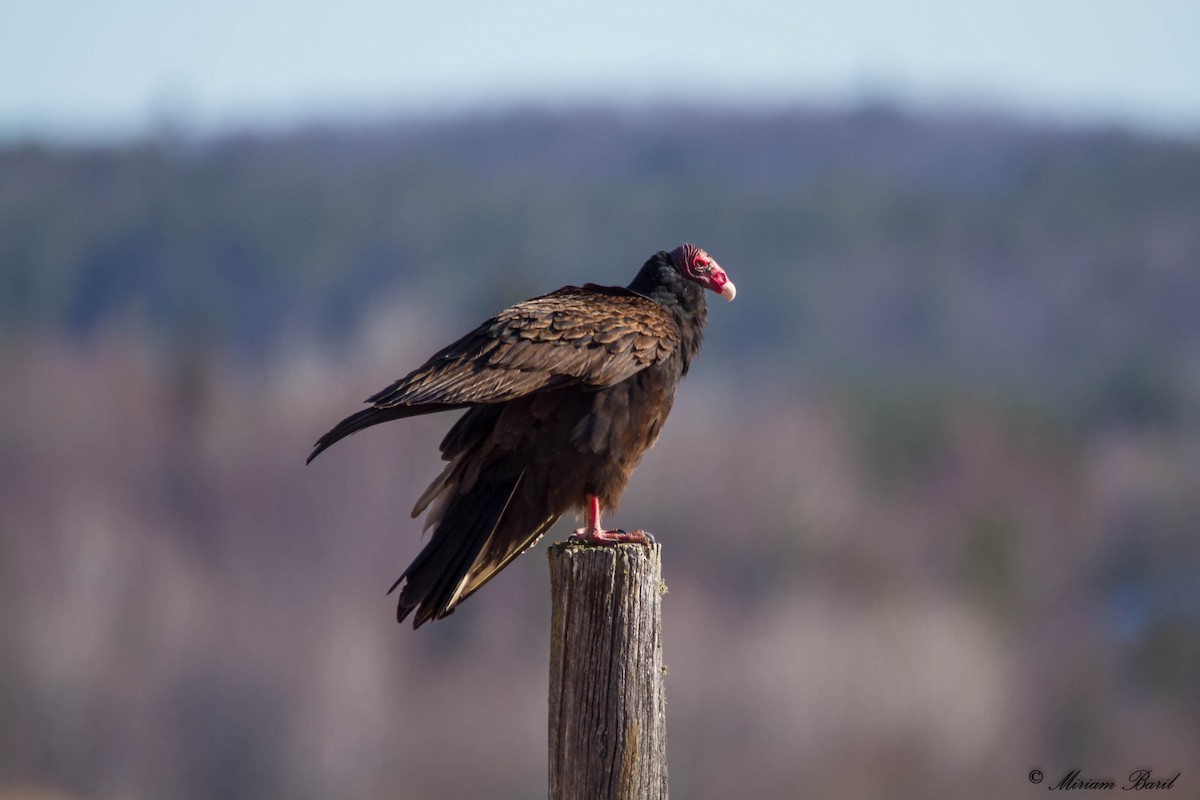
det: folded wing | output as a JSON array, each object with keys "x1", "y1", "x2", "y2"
[{"x1": 306, "y1": 285, "x2": 680, "y2": 463}]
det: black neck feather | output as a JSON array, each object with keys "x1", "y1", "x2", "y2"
[
  {"x1": 626, "y1": 252, "x2": 701, "y2": 309},
  {"x1": 627, "y1": 251, "x2": 707, "y2": 372}
]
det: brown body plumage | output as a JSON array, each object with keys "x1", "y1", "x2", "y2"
[{"x1": 308, "y1": 245, "x2": 734, "y2": 627}]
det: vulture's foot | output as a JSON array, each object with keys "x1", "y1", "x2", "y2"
[
  {"x1": 574, "y1": 496, "x2": 654, "y2": 545},
  {"x1": 570, "y1": 527, "x2": 655, "y2": 546}
]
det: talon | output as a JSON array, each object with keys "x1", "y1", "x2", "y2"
[
  {"x1": 569, "y1": 527, "x2": 653, "y2": 546},
  {"x1": 569, "y1": 496, "x2": 653, "y2": 546}
]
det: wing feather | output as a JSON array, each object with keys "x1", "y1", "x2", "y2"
[
  {"x1": 371, "y1": 285, "x2": 678, "y2": 409},
  {"x1": 307, "y1": 284, "x2": 680, "y2": 464}
]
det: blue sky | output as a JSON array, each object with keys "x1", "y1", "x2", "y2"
[{"x1": 4, "y1": 0, "x2": 1199, "y2": 140}]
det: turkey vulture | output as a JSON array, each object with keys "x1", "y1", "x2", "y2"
[{"x1": 308, "y1": 244, "x2": 735, "y2": 627}]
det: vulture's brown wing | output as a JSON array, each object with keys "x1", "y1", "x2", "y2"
[{"x1": 306, "y1": 285, "x2": 679, "y2": 462}]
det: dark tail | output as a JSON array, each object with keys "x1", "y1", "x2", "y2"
[
  {"x1": 389, "y1": 475, "x2": 522, "y2": 628},
  {"x1": 306, "y1": 402, "x2": 463, "y2": 464}
]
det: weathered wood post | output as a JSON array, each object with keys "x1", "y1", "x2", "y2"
[{"x1": 547, "y1": 542, "x2": 667, "y2": 800}]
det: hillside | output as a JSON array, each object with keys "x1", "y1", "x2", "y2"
[
  {"x1": 3, "y1": 107, "x2": 1199, "y2": 417},
  {"x1": 1, "y1": 107, "x2": 1198, "y2": 800}
]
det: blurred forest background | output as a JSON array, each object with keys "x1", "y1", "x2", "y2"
[{"x1": 1, "y1": 105, "x2": 1199, "y2": 800}]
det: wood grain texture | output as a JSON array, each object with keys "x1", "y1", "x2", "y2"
[{"x1": 548, "y1": 542, "x2": 667, "y2": 800}]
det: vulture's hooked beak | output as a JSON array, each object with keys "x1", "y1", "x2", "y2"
[{"x1": 720, "y1": 280, "x2": 737, "y2": 302}]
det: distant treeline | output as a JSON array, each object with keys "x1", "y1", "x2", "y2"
[{"x1": 3, "y1": 106, "x2": 1198, "y2": 425}]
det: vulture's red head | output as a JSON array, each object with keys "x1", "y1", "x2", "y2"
[{"x1": 669, "y1": 243, "x2": 736, "y2": 301}]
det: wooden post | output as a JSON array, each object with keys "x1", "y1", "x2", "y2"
[{"x1": 547, "y1": 542, "x2": 668, "y2": 800}]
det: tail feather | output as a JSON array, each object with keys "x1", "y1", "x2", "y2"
[
  {"x1": 391, "y1": 473, "x2": 523, "y2": 627},
  {"x1": 306, "y1": 402, "x2": 464, "y2": 464}
]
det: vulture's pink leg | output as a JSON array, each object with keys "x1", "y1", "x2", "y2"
[{"x1": 570, "y1": 495, "x2": 653, "y2": 545}]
